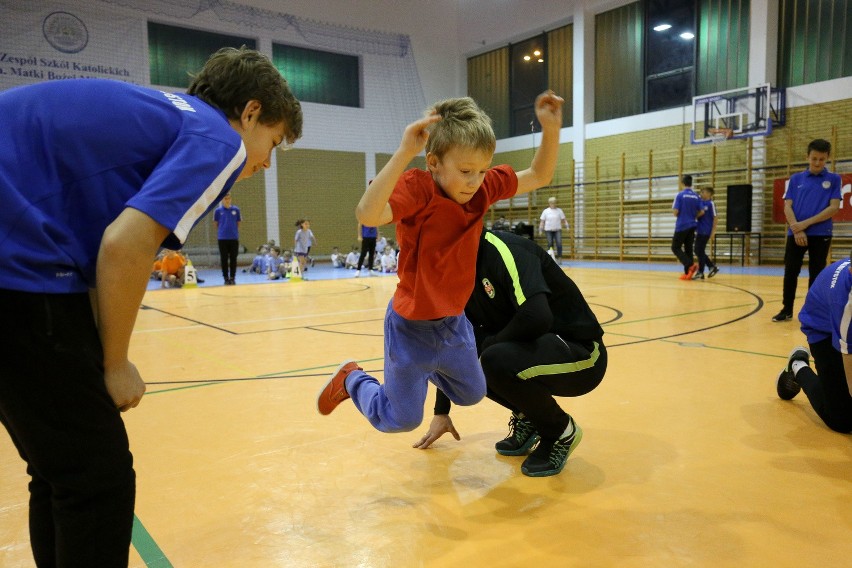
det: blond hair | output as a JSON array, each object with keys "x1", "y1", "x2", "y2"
[{"x1": 425, "y1": 97, "x2": 495, "y2": 159}]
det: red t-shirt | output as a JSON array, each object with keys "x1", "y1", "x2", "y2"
[{"x1": 389, "y1": 165, "x2": 518, "y2": 320}]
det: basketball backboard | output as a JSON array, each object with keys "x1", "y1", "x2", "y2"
[{"x1": 691, "y1": 83, "x2": 786, "y2": 144}]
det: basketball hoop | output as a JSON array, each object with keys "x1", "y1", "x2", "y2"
[{"x1": 708, "y1": 127, "x2": 734, "y2": 144}]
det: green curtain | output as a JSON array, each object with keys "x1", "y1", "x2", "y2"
[
  {"x1": 467, "y1": 47, "x2": 510, "y2": 139},
  {"x1": 697, "y1": 0, "x2": 750, "y2": 95},
  {"x1": 147, "y1": 22, "x2": 255, "y2": 88},
  {"x1": 595, "y1": 2, "x2": 643, "y2": 121},
  {"x1": 547, "y1": 24, "x2": 573, "y2": 128},
  {"x1": 778, "y1": 0, "x2": 852, "y2": 87},
  {"x1": 272, "y1": 44, "x2": 360, "y2": 107}
]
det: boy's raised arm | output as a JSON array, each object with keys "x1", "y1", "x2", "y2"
[
  {"x1": 516, "y1": 91, "x2": 564, "y2": 196},
  {"x1": 356, "y1": 113, "x2": 441, "y2": 227}
]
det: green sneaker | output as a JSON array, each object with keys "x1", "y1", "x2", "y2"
[
  {"x1": 521, "y1": 421, "x2": 583, "y2": 477},
  {"x1": 495, "y1": 413, "x2": 540, "y2": 456}
]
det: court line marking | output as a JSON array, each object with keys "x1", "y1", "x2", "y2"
[
  {"x1": 134, "y1": 307, "x2": 387, "y2": 334},
  {"x1": 132, "y1": 515, "x2": 173, "y2": 567},
  {"x1": 130, "y1": 277, "x2": 772, "y2": 563}
]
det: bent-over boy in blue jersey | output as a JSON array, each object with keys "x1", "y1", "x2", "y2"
[{"x1": 0, "y1": 47, "x2": 302, "y2": 566}]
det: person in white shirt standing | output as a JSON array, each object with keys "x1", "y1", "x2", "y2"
[{"x1": 538, "y1": 196, "x2": 568, "y2": 262}]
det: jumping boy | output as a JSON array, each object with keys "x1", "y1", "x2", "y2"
[
  {"x1": 317, "y1": 91, "x2": 564, "y2": 432},
  {"x1": 0, "y1": 46, "x2": 301, "y2": 566}
]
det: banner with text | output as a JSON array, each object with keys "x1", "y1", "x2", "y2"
[
  {"x1": 772, "y1": 174, "x2": 852, "y2": 223},
  {"x1": 0, "y1": 1, "x2": 146, "y2": 91}
]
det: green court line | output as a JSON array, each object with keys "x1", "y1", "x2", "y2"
[
  {"x1": 146, "y1": 382, "x2": 221, "y2": 395},
  {"x1": 604, "y1": 330, "x2": 788, "y2": 360},
  {"x1": 254, "y1": 356, "x2": 385, "y2": 378},
  {"x1": 138, "y1": 355, "x2": 389, "y2": 561},
  {"x1": 146, "y1": 357, "x2": 386, "y2": 395},
  {"x1": 604, "y1": 302, "x2": 757, "y2": 326},
  {"x1": 132, "y1": 515, "x2": 173, "y2": 567}
]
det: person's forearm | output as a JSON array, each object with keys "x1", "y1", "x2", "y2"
[
  {"x1": 517, "y1": 126, "x2": 559, "y2": 195},
  {"x1": 434, "y1": 388, "x2": 452, "y2": 415},
  {"x1": 491, "y1": 294, "x2": 552, "y2": 344},
  {"x1": 96, "y1": 228, "x2": 161, "y2": 371},
  {"x1": 802, "y1": 203, "x2": 840, "y2": 228},
  {"x1": 783, "y1": 201, "x2": 797, "y2": 227},
  {"x1": 356, "y1": 148, "x2": 411, "y2": 226}
]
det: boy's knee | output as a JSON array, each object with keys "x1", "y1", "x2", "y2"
[
  {"x1": 825, "y1": 416, "x2": 852, "y2": 434},
  {"x1": 452, "y1": 389, "x2": 486, "y2": 407},
  {"x1": 377, "y1": 415, "x2": 423, "y2": 433}
]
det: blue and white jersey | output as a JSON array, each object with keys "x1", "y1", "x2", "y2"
[
  {"x1": 264, "y1": 255, "x2": 283, "y2": 273},
  {"x1": 0, "y1": 79, "x2": 246, "y2": 293},
  {"x1": 783, "y1": 167, "x2": 842, "y2": 237},
  {"x1": 672, "y1": 188, "x2": 702, "y2": 232},
  {"x1": 799, "y1": 258, "x2": 852, "y2": 352},
  {"x1": 214, "y1": 205, "x2": 242, "y2": 240},
  {"x1": 696, "y1": 199, "x2": 716, "y2": 236}
]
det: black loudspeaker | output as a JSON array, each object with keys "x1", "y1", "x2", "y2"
[
  {"x1": 726, "y1": 184, "x2": 753, "y2": 232},
  {"x1": 512, "y1": 222, "x2": 535, "y2": 240}
]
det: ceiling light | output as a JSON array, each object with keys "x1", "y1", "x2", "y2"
[
  {"x1": 680, "y1": 31, "x2": 695, "y2": 39},
  {"x1": 537, "y1": 58, "x2": 544, "y2": 63},
  {"x1": 533, "y1": 50, "x2": 541, "y2": 56},
  {"x1": 653, "y1": 24, "x2": 672, "y2": 31},
  {"x1": 523, "y1": 55, "x2": 531, "y2": 61}
]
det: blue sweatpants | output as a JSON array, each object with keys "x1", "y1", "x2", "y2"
[{"x1": 345, "y1": 300, "x2": 487, "y2": 432}]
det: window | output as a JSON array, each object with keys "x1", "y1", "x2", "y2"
[
  {"x1": 778, "y1": 0, "x2": 852, "y2": 87},
  {"x1": 148, "y1": 22, "x2": 256, "y2": 88},
  {"x1": 645, "y1": 0, "x2": 696, "y2": 111},
  {"x1": 272, "y1": 44, "x2": 360, "y2": 107},
  {"x1": 510, "y1": 34, "x2": 547, "y2": 136}
]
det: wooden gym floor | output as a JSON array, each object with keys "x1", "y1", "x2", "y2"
[{"x1": 1, "y1": 262, "x2": 850, "y2": 567}]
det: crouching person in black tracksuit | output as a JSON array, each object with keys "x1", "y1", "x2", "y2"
[{"x1": 414, "y1": 229, "x2": 607, "y2": 477}]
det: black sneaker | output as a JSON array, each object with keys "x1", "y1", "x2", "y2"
[
  {"x1": 776, "y1": 369, "x2": 800, "y2": 400},
  {"x1": 708, "y1": 266, "x2": 719, "y2": 278},
  {"x1": 495, "y1": 413, "x2": 540, "y2": 456},
  {"x1": 691, "y1": 271, "x2": 705, "y2": 280},
  {"x1": 772, "y1": 310, "x2": 793, "y2": 322},
  {"x1": 777, "y1": 346, "x2": 809, "y2": 400},
  {"x1": 521, "y1": 421, "x2": 584, "y2": 477}
]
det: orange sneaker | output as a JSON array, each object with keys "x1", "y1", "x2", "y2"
[
  {"x1": 687, "y1": 263, "x2": 698, "y2": 278},
  {"x1": 317, "y1": 360, "x2": 362, "y2": 415},
  {"x1": 678, "y1": 272, "x2": 691, "y2": 280}
]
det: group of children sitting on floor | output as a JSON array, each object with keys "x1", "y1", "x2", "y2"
[
  {"x1": 336, "y1": 237, "x2": 398, "y2": 274},
  {"x1": 245, "y1": 243, "x2": 297, "y2": 280},
  {"x1": 151, "y1": 236, "x2": 399, "y2": 289}
]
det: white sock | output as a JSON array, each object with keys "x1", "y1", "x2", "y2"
[{"x1": 791, "y1": 360, "x2": 808, "y2": 376}]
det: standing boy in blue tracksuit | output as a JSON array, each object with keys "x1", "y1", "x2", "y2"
[
  {"x1": 772, "y1": 139, "x2": 842, "y2": 322},
  {"x1": 692, "y1": 187, "x2": 719, "y2": 280},
  {"x1": 214, "y1": 193, "x2": 242, "y2": 285},
  {"x1": 671, "y1": 174, "x2": 703, "y2": 279}
]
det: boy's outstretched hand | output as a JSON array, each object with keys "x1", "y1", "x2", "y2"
[
  {"x1": 413, "y1": 414, "x2": 460, "y2": 449},
  {"x1": 535, "y1": 90, "x2": 564, "y2": 130}
]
